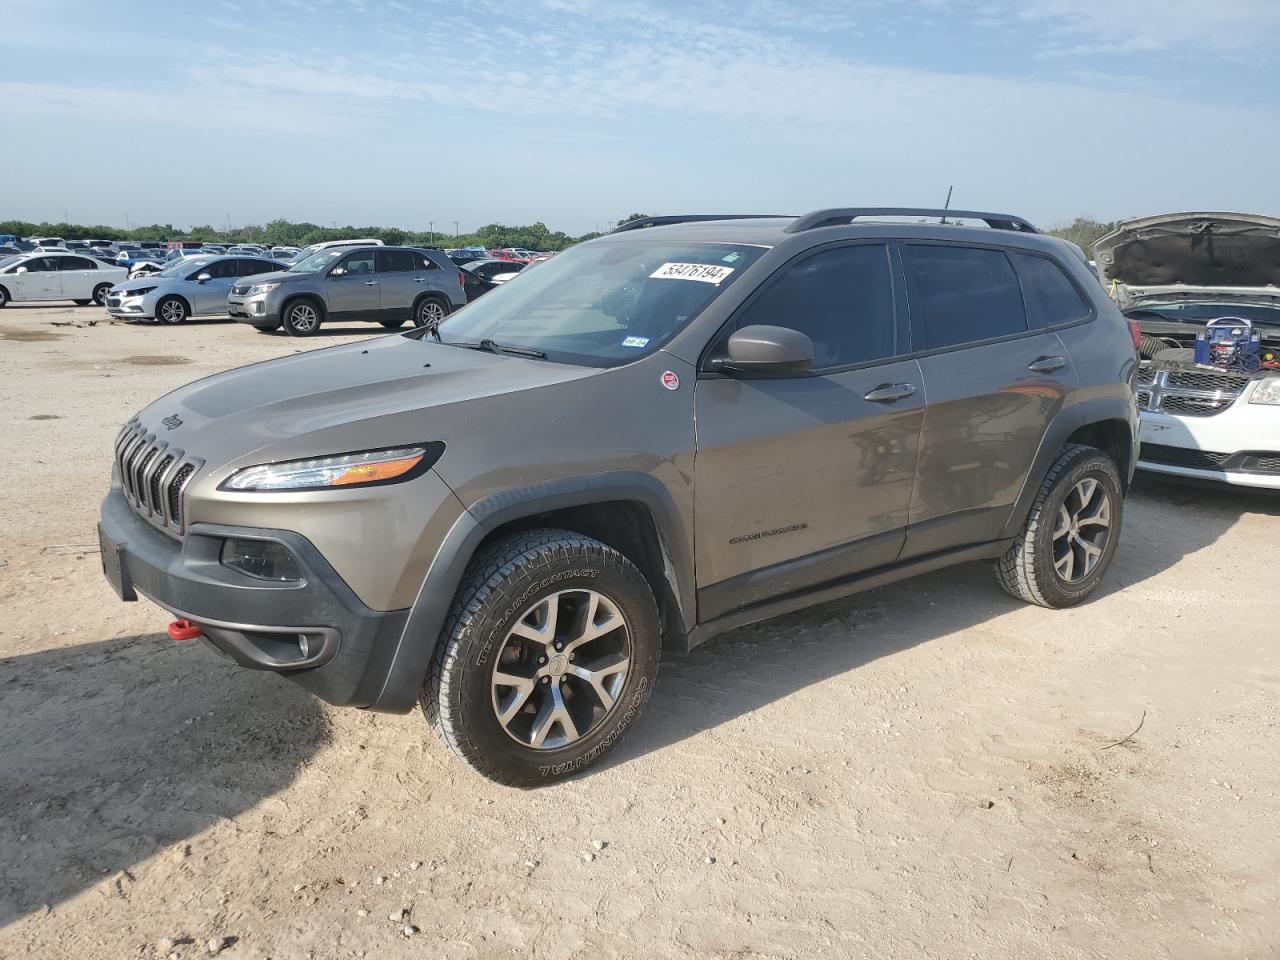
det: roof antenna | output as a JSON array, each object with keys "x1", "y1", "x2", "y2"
[{"x1": 940, "y1": 185, "x2": 953, "y2": 225}]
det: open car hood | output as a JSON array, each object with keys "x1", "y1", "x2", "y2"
[{"x1": 1093, "y1": 213, "x2": 1280, "y2": 298}]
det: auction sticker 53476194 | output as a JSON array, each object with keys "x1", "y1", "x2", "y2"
[{"x1": 650, "y1": 262, "x2": 735, "y2": 284}]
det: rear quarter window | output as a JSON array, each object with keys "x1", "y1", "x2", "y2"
[{"x1": 1013, "y1": 252, "x2": 1092, "y2": 327}]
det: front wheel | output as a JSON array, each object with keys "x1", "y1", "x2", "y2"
[
  {"x1": 423, "y1": 529, "x2": 661, "y2": 787},
  {"x1": 0, "y1": 286, "x2": 9, "y2": 308},
  {"x1": 92, "y1": 283, "x2": 113, "y2": 306},
  {"x1": 996, "y1": 443, "x2": 1123, "y2": 608},
  {"x1": 156, "y1": 296, "x2": 188, "y2": 325},
  {"x1": 412, "y1": 296, "x2": 450, "y2": 332},
  {"x1": 282, "y1": 300, "x2": 322, "y2": 337}
]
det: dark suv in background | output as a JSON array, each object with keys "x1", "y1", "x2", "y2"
[
  {"x1": 227, "y1": 245, "x2": 466, "y2": 336},
  {"x1": 99, "y1": 208, "x2": 1138, "y2": 786}
]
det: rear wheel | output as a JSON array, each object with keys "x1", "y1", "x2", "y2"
[
  {"x1": 412, "y1": 295, "x2": 450, "y2": 332},
  {"x1": 282, "y1": 299, "x2": 322, "y2": 336},
  {"x1": 91, "y1": 283, "x2": 113, "y2": 306},
  {"x1": 156, "y1": 296, "x2": 188, "y2": 325},
  {"x1": 996, "y1": 443, "x2": 1123, "y2": 608},
  {"x1": 423, "y1": 529, "x2": 661, "y2": 787}
]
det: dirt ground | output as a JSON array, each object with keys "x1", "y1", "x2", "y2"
[{"x1": 1, "y1": 301, "x2": 1277, "y2": 960}]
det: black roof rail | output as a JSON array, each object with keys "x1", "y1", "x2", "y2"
[
  {"x1": 612, "y1": 214, "x2": 790, "y2": 233},
  {"x1": 785, "y1": 207, "x2": 1038, "y2": 234}
]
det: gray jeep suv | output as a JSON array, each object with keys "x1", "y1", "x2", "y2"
[
  {"x1": 98, "y1": 208, "x2": 1139, "y2": 786},
  {"x1": 227, "y1": 245, "x2": 465, "y2": 336}
]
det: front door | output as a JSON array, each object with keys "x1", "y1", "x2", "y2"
[
  {"x1": 11, "y1": 257, "x2": 62, "y2": 300},
  {"x1": 188, "y1": 258, "x2": 240, "y2": 314},
  {"x1": 898, "y1": 242, "x2": 1079, "y2": 557},
  {"x1": 326, "y1": 249, "x2": 380, "y2": 320},
  {"x1": 693, "y1": 242, "x2": 924, "y2": 621}
]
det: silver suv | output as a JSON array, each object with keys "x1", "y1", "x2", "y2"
[
  {"x1": 98, "y1": 208, "x2": 1138, "y2": 786},
  {"x1": 227, "y1": 245, "x2": 466, "y2": 336}
]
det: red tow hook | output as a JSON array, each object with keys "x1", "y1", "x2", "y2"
[{"x1": 167, "y1": 619, "x2": 204, "y2": 642}]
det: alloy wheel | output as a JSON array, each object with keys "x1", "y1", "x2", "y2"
[
  {"x1": 417, "y1": 299, "x2": 446, "y2": 330},
  {"x1": 159, "y1": 300, "x2": 186, "y2": 324},
  {"x1": 491, "y1": 589, "x2": 631, "y2": 750},
  {"x1": 1052, "y1": 477, "x2": 1111, "y2": 582},
  {"x1": 290, "y1": 303, "x2": 318, "y2": 332}
]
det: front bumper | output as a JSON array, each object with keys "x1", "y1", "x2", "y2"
[
  {"x1": 98, "y1": 488, "x2": 409, "y2": 706},
  {"x1": 106, "y1": 292, "x2": 157, "y2": 319},
  {"x1": 227, "y1": 291, "x2": 279, "y2": 326},
  {"x1": 1137, "y1": 406, "x2": 1280, "y2": 490}
]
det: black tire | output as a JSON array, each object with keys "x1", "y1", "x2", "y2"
[
  {"x1": 411, "y1": 295, "x2": 450, "y2": 332},
  {"x1": 423, "y1": 529, "x2": 661, "y2": 787},
  {"x1": 996, "y1": 443, "x2": 1123, "y2": 608},
  {"x1": 73, "y1": 299, "x2": 91, "y2": 306},
  {"x1": 91, "y1": 283, "x2": 113, "y2": 306},
  {"x1": 379, "y1": 316, "x2": 407, "y2": 329},
  {"x1": 282, "y1": 298, "x2": 322, "y2": 337},
  {"x1": 0, "y1": 285, "x2": 9, "y2": 308},
  {"x1": 156, "y1": 296, "x2": 189, "y2": 325}
]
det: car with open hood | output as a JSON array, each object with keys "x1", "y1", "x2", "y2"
[{"x1": 1094, "y1": 212, "x2": 1280, "y2": 489}]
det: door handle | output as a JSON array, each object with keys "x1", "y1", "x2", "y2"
[
  {"x1": 1028, "y1": 355, "x2": 1066, "y2": 373},
  {"x1": 863, "y1": 383, "x2": 916, "y2": 402},
  {"x1": 413, "y1": 278, "x2": 427, "y2": 283},
  {"x1": 364, "y1": 280, "x2": 379, "y2": 286}
]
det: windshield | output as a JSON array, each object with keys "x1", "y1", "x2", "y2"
[
  {"x1": 1130, "y1": 301, "x2": 1280, "y2": 329},
  {"x1": 0, "y1": 256, "x2": 18, "y2": 271},
  {"x1": 155, "y1": 256, "x2": 212, "y2": 278},
  {"x1": 434, "y1": 239, "x2": 765, "y2": 366},
  {"x1": 289, "y1": 249, "x2": 346, "y2": 273}
]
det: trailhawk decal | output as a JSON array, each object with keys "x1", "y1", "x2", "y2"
[{"x1": 650, "y1": 262, "x2": 735, "y2": 284}]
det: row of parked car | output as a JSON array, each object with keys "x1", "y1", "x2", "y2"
[{"x1": 0, "y1": 237, "x2": 538, "y2": 335}]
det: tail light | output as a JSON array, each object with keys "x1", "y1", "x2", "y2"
[
  {"x1": 458, "y1": 270, "x2": 466, "y2": 289},
  {"x1": 1127, "y1": 319, "x2": 1142, "y2": 351}
]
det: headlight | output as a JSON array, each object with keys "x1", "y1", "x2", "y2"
[
  {"x1": 1249, "y1": 377, "x2": 1280, "y2": 406},
  {"x1": 125, "y1": 286, "x2": 156, "y2": 297},
  {"x1": 219, "y1": 444, "x2": 442, "y2": 492},
  {"x1": 248, "y1": 281, "x2": 281, "y2": 295}
]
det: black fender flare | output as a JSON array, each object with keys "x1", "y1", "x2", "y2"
[
  {"x1": 370, "y1": 472, "x2": 694, "y2": 712},
  {"x1": 999, "y1": 392, "x2": 1137, "y2": 540}
]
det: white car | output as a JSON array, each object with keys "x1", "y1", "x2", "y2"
[
  {"x1": 291, "y1": 238, "x2": 384, "y2": 262},
  {"x1": 1094, "y1": 212, "x2": 1280, "y2": 490},
  {"x1": 0, "y1": 251, "x2": 127, "y2": 308}
]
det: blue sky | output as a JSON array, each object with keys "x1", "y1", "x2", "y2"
[{"x1": 2, "y1": 0, "x2": 1278, "y2": 235}]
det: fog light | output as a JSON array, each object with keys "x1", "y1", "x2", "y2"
[
  {"x1": 252, "y1": 301, "x2": 265, "y2": 315},
  {"x1": 220, "y1": 538, "x2": 304, "y2": 581}
]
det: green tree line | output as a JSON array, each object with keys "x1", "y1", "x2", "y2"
[
  {"x1": 0, "y1": 217, "x2": 611, "y2": 252},
  {"x1": 0, "y1": 212, "x2": 1117, "y2": 254}
]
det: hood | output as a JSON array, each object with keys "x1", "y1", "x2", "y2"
[
  {"x1": 114, "y1": 276, "x2": 167, "y2": 293},
  {"x1": 1093, "y1": 213, "x2": 1280, "y2": 299},
  {"x1": 137, "y1": 334, "x2": 596, "y2": 476}
]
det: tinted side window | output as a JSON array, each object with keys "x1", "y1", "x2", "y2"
[
  {"x1": 415, "y1": 251, "x2": 441, "y2": 270},
  {"x1": 202, "y1": 259, "x2": 240, "y2": 279},
  {"x1": 903, "y1": 245, "x2": 1027, "y2": 350},
  {"x1": 1013, "y1": 252, "x2": 1091, "y2": 327},
  {"x1": 342, "y1": 251, "x2": 376, "y2": 275},
  {"x1": 60, "y1": 256, "x2": 96, "y2": 270},
  {"x1": 17, "y1": 257, "x2": 56, "y2": 273},
  {"x1": 238, "y1": 259, "x2": 276, "y2": 276},
  {"x1": 734, "y1": 244, "x2": 895, "y2": 369},
  {"x1": 376, "y1": 249, "x2": 416, "y2": 272}
]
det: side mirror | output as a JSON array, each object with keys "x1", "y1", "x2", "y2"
[
  {"x1": 196, "y1": 273, "x2": 212, "y2": 283},
  {"x1": 16, "y1": 266, "x2": 27, "y2": 274},
  {"x1": 329, "y1": 267, "x2": 346, "y2": 278},
  {"x1": 714, "y1": 325, "x2": 813, "y2": 377}
]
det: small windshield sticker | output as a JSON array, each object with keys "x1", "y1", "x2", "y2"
[
  {"x1": 661, "y1": 370, "x2": 680, "y2": 391},
  {"x1": 722, "y1": 252, "x2": 742, "y2": 263},
  {"x1": 621, "y1": 336, "x2": 650, "y2": 348},
  {"x1": 650, "y1": 262, "x2": 735, "y2": 285}
]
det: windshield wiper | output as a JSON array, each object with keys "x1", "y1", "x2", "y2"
[{"x1": 447, "y1": 337, "x2": 547, "y2": 359}]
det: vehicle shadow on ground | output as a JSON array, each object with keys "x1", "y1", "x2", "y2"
[
  {"x1": 0, "y1": 634, "x2": 328, "y2": 927},
  {"x1": 611, "y1": 476, "x2": 1275, "y2": 767}
]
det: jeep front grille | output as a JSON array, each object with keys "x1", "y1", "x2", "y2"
[
  {"x1": 1135, "y1": 365, "x2": 1249, "y2": 418},
  {"x1": 114, "y1": 419, "x2": 202, "y2": 536}
]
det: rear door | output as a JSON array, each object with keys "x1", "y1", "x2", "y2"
[
  {"x1": 54, "y1": 255, "x2": 100, "y2": 298},
  {"x1": 693, "y1": 242, "x2": 924, "y2": 619},
  {"x1": 898, "y1": 242, "x2": 1078, "y2": 558},
  {"x1": 375, "y1": 249, "x2": 419, "y2": 323},
  {"x1": 325, "y1": 249, "x2": 380, "y2": 320}
]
